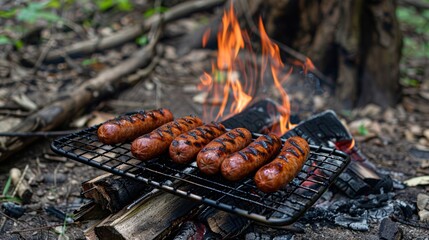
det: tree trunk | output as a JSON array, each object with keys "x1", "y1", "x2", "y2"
[{"x1": 263, "y1": 0, "x2": 402, "y2": 108}]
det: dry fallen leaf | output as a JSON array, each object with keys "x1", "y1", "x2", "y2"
[
  {"x1": 417, "y1": 193, "x2": 429, "y2": 222},
  {"x1": 404, "y1": 176, "x2": 429, "y2": 187}
]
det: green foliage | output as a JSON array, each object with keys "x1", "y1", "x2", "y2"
[
  {"x1": 136, "y1": 35, "x2": 148, "y2": 46},
  {"x1": 14, "y1": 40, "x2": 24, "y2": 50},
  {"x1": 400, "y1": 77, "x2": 420, "y2": 87},
  {"x1": 0, "y1": 36, "x2": 12, "y2": 45},
  {"x1": 396, "y1": 6, "x2": 429, "y2": 58},
  {"x1": 0, "y1": 35, "x2": 24, "y2": 49},
  {"x1": 46, "y1": 0, "x2": 62, "y2": 9},
  {"x1": 396, "y1": 5, "x2": 428, "y2": 88},
  {"x1": 396, "y1": 7, "x2": 429, "y2": 34},
  {"x1": 403, "y1": 38, "x2": 429, "y2": 58},
  {"x1": 96, "y1": 0, "x2": 133, "y2": 12},
  {"x1": 143, "y1": 6, "x2": 169, "y2": 19},
  {"x1": 81, "y1": 58, "x2": 98, "y2": 66},
  {"x1": 0, "y1": 175, "x2": 22, "y2": 204},
  {"x1": 357, "y1": 123, "x2": 368, "y2": 136},
  {"x1": 2, "y1": 175, "x2": 12, "y2": 196},
  {"x1": 16, "y1": 2, "x2": 61, "y2": 24},
  {"x1": 0, "y1": 9, "x2": 17, "y2": 18},
  {"x1": 0, "y1": 196, "x2": 22, "y2": 204}
]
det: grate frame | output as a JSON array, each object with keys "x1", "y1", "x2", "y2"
[{"x1": 51, "y1": 125, "x2": 350, "y2": 226}]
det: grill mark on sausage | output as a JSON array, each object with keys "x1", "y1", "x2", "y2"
[
  {"x1": 247, "y1": 147, "x2": 259, "y2": 156},
  {"x1": 238, "y1": 151, "x2": 248, "y2": 161},
  {"x1": 235, "y1": 128, "x2": 246, "y2": 138},
  {"x1": 226, "y1": 132, "x2": 236, "y2": 138},
  {"x1": 278, "y1": 154, "x2": 289, "y2": 162},
  {"x1": 213, "y1": 139, "x2": 227, "y2": 148},
  {"x1": 289, "y1": 138, "x2": 305, "y2": 155},
  {"x1": 285, "y1": 148, "x2": 300, "y2": 158},
  {"x1": 174, "y1": 121, "x2": 182, "y2": 130},
  {"x1": 188, "y1": 131, "x2": 198, "y2": 140},
  {"x1": 198, "y1": 128, "x2": 208, "y2": 136},
  {"x1": 156, "y1": 129, "x2": 164, "y2": 139},
  {"x1": 255, "y1": 140, "x2": 269, "y2": 149}
]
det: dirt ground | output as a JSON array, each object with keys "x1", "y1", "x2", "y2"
[{"x1": 1, "y1": 1, "x2": 429, "y2": 239}]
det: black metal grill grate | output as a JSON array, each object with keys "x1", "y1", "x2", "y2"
[{"x1": 51, "y1": 125, "x2": 350, "y2": 225}]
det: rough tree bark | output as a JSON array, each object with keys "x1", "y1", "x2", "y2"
[{"x1": 263, "y1": 0, "x2": 402, "y2": 108}]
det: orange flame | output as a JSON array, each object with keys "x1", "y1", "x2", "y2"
[
  {"x1": 202, "y1": 29, "x2": 211, "y2": 48},
  {"x1": 200, "y1": 6, "x2": 315, "y2": 135}
]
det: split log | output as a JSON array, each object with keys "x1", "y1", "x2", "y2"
[
  {"x1": 37, "y1": 0, "x2": 226, "y2": 63},
  {"x1": 92, "y1": 189, "x2": 201, "y2": 240},
  {"x1": 81, "y1": 172, "x2": 152, "y2": 213},
  {"x1": 0, "y1": 31, "x2": 160, "y2": 162}
]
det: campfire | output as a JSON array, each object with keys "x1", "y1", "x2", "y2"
[
  {"x1": 1, "y1": 0, "x2": 428, "y2": 239},
  {"x1": 46, "y1": 5, "x2": 407, "y2": 239},
  {"x1": 197, "y1": 4, "x2": 315, "y2": 135}
]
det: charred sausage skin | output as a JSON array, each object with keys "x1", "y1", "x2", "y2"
[
  {"x1": 169, "y1": 122, "x2": 226, "y2": 164},
  {"x1": 197, "y1": 128, "x2": 252, "y2": 175},
  {"x1": 97, "y1": 108, "x2": 174, "y2": 145},
  {"x1": 221, "y1": 133, "x2": 281, "y2": 181},
  {"x1": 131, "y1": 116, "x2": 203, "y2": 161},
  {"x1": 254, "y1": 136, "x2": 310, "y2": 193}
]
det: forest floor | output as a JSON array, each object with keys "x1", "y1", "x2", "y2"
[{"x1": 0, "y1": 1, "x2": 428, "y2": 239}]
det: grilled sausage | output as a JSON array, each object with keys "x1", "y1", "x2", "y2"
[
  {"x1": 169, "y1": 122, "x2": 226, "y2": 164},
  {"x1": 131, "y1": 116, "x2": 203, "y2": 161},
  {"x1": 197, "y1": 128, "x2": 252, "y2": 175},
  {"x1": 97, "y1": 108, "x2": 174, "y2": 145},
  {"x1": 221, "y1": 133, "x2": 281, "y2": 181},
  {"x1": 254, "y1": 136, "x2": 310, "y2": 193}
]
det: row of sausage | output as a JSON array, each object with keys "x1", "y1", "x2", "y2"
[{"x1": 97, "y1": 108, "x2": 309, "y2": 193}]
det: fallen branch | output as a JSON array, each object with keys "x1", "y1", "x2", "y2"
[
  {"x1": 0, "y1": 27, "x2": 161, "y2": 162},
  {"x1": 38, "y1": 0, "x2": 225, "y2": 63}
]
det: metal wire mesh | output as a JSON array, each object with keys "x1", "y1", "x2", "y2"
[{"x1": 51, "y1": 125, "x2": 350, "y2": 225}]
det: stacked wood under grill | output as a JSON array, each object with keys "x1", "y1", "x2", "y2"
[{"x1": 97, "y1": 108, "x2": 309, "y2": 193}]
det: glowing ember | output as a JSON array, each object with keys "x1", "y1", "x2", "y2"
[{"x1": 200, "y1": 5, "x2": 316, "y2": 135}]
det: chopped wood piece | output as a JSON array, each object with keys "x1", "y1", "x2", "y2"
[
  {"x1": 93, "y1": 190, "x2": 200, "y2": 240},
  {"x1": 82, "y1": 173, "x2": 152, "y2": 213}
]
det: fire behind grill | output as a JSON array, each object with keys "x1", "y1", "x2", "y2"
[{"x1": 50, "y1": 125, "x2": 350, "y2": 226}]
